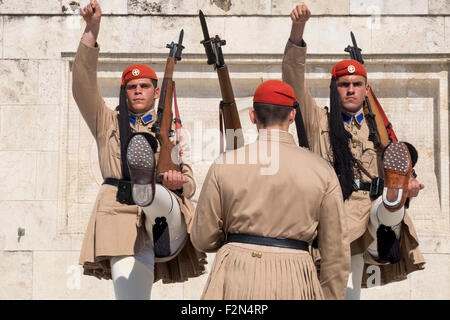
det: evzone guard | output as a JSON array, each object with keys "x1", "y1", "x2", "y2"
[
  {"x1": 73, "y1": 0, "x2": 205, "y2": 299},
  {"x1": 282, "y1": 3, "x2": 425, "y2": 299}
]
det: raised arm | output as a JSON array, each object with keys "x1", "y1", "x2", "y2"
[
  {"x1": 282, "y1": 3, "x2": 321, "y2": 151},
  {"x1": 72, "y1": 0, "x2": 112, "y2": 138}
]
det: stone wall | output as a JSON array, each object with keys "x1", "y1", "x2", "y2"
[{"x1": 0, "y1": 0, "x2": 448, "y2": 300}]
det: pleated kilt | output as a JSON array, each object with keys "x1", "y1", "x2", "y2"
[{"x1": 201, "y1": 242, "x2": 324, "y2": 300}]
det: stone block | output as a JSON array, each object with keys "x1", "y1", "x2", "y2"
[
  {"x1": 128, "y1": 0, "x2": 199, "y2": 15},
  {"x1": 410, "y1": 253, "x2": 450, "y2": 299},
  {"x1": 38, "y1": 60, "x2": 62, "y2": 105},
  {"x1": 0, "y1": 151, "x2": 37, "y2": 201},
  {"x1": 224, "y1": 17, "x2": 289, "y2": 54},
  {"x1": 271, "y1": 0, "x2": 350, "y2": 15},
  {"x1": 3, "y1": 16, "x2": 81, "y2": 59},
  {"x1": 0, "y1": 17, "x2": 3, "y2": 58},
  {"x1": 304, "y1": 17, "x2": 372, "y2": 54},
  {"x1": 199, "y1": 0, "x2": 271, "y2": 15},
  {"x1": 0, "y1": 0, "x2": 61, "y2": 14},
  {"x1": 371, "y1": 17, "x2": 445, "y2": 54},
  {"x1": 127, "y1": 0, "x2": 271, "y2": 15},
  {"x1": 429, "y1": 0, "x2": 450, "y2": 14},
  {"x1": 36, "y1": 152, "x2": 59, "y2": 200},
  {"x1": 150, "y1": 16, "x2": 224, "y2": 54},
  {"x1": 0, "y1": 60, "x2": 38, "y2": 104},
  {"x1": 62, "y1": 0, "x2": 128, "y2": 15},
  {"x1": 350, "y1": 0, "x2": 428, "y2": 15},
  {"x1": 0, "y1": 106, "x2": 60, "y2": 151},
  {"x1": 33, "y1": 251, "x2": 111, "y2": 299},
  {"x1": 0, "y1": 201, "x2": 57, "y2": 251},
  {"x1": 446, "y1": 17, "x2": 450, "y2": 52},
  {"x1": 96, "y1": 16, "x2": 152, "y2": 53},
  {"x1": 0, "y1": 251, "x2": 33, "y2": 299}
]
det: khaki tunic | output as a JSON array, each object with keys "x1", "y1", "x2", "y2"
[
  {"x1": 282, "y1": 40, "x2": 425, "y2": 285},
  {"x1": 191, "y1": 130, "x2": 350, "y2": 300},
  {"x1": 72, "y1": 41, "x2": 206, "y2": 282}
]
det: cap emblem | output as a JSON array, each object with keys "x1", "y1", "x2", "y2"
[
  {"x1": 347, "y1": 65, "x2": 355, "y2": 73},
  {"x1": 132, "y1": 68, "x2": 140, "y2": 77}
]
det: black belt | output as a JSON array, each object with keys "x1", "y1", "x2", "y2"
[
  {"x1": 103, "y1": 178, "x2": 134, "y2": 205},
  {"x1": 225, "y1": 233, "x2": 309, "y2": 251},
  {"x1": 353, "y1": 177, "x2": 384, "y2": 198},
  {"x1": 103, "y1": 178, "x2": 121, "y2": 186}
]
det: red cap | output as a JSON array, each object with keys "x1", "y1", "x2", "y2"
[
  {"x1": 331, "y1": 59, "x2": 367, "y2": 79},
  {"x1": 253, "y1": 80, "x2": 298, "y2": 107},
  {"x1": 121, "y1": 64, "x2": 158, "y2": 86}
]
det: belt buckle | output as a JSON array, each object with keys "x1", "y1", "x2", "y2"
[{"x1": 370, "y1": 178, "x2": 383, "y2": 198}]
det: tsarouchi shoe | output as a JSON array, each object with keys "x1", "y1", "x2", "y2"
[
  {"x1": 126, "y1": 134, "x2": 156, "y2": 207},
  {"x1": 382, "y1": 142, "x2": 413, "y2": 212}
]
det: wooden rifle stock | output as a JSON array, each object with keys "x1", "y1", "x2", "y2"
[
  {"x1": 156, "y1": 58, "x2": 181, "y2": 175},
  {"x1": 364, "y1": 86, "x2": 394, "y2": 150},
  {"x1": 217, "y1": 66, "x2": 244, "y2": 150}
]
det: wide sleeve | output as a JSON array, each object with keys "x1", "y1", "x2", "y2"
[
  {"x1": 282, "y1": 40, "x2": 321, "y2": 152},
  {"x1": 72, "y1": 41, "x2": 114, "y2": 139},
  {"x1": 190, "y1": 162, "x2": 224, "y2": 253},
  {"x1": 317, "y1": 168, "x2": 351, "y2": 299}
]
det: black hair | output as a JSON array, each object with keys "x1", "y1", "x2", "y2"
[{"x1": 253, "y1": 102, "x2": 293, "y2": 127}]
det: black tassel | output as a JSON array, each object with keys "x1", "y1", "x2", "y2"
[
  {"x1": 153, "y1": 217, "x2": 171, "y2": 257},
  {"x1": 294, "y1": 103, "x2": 310, "y2": 149},
  {"x1": 118, "y1": 85, "x2": 132, "y2": 180},
  {"x1": 329, "y1": 77, "x2": 355, "y2": 200},
  {"x1": 376, "y1": 224, "x2": 403, "y2": 264}
]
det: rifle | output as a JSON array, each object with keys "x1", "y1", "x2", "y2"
[
  {"x1": 199, "y1": 10, "x2": 244, "y2": 151},
  {"x1": 345, "y1": 31, "x2": 397, "y2": 150},
  {"x1": 152, "y1": 29, "x2": 184, "y2": 179}
]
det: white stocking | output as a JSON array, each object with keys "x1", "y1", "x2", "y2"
[{"x1": 110, "y1": 256, "x2": 154, "y2": 300}]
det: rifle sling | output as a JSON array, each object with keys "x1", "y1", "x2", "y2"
[{"x1": 219, "y1": 103, "x2": 224, "y2": 153}]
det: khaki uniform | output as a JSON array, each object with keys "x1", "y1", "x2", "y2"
[
  {"x1": 282, "y1": 40, "x2": 425, "y2": 286},
  {"x1": 191, "y1": 130, "x2": 350, "y2": 299},
  {"x1": 73, "y1": 41, "x2": 206, "y2": 282}
]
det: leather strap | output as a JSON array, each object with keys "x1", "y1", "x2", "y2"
[{"x1": 225, "y1": 233, "x2": 309, "y2": 251}]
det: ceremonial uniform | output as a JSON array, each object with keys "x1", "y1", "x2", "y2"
[
  {"x1": 191, "y1": 80, "x2": 350, "y2": 300},
  {"x1": 73, "y1": 41, "x2": 206, "y2": 282},
  {"x1": 282, "y1": 40, "x2": 425, "y2": 286}
]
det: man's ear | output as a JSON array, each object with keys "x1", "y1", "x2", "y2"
[
  {"x1": 249, "y1": 108, "x2": 257, "y2": 124},
  {"x1": 289, "y1": 107, "x2": 296, "y2": 124},
  {"x1": 154, "y1": 87, "x2": 160, "y2": 99},
  {"x1": 365, "y1": 80, "x2": 370, "y2": 97}
]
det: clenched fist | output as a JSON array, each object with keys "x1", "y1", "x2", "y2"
[
  {"x1": 162, "y1": 170, "x2": 189, "y2": 191},
  {"x1": 81, "y1": 0, "x2": 102, "y2": 26},
  {"x1": 291, "y1": 3, "x2": 311, "y2": 25},
  {"x1": 81, "y1": 0, "x2": 102, "y2": 47}
]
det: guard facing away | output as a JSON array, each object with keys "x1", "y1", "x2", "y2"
[
  {"x1": 191, "y1": 80, "x2": 350, "y2": 300},
  {"x1": 282, "y1": 3, "x2": 425, "y2": 300},
  {"x1": 73, "y1": 0, "x2": 205, "y2": 299}
]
